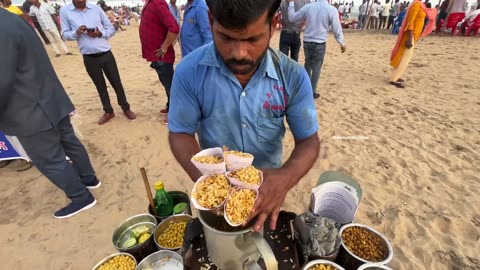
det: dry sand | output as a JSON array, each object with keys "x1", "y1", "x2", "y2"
[{"x1": 1, "y1": 25, "x2": 479, "y2": 270}]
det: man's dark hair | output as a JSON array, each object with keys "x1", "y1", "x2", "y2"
[{"x1": 206, "y1": 0, "x2": 281, "y2": 30}]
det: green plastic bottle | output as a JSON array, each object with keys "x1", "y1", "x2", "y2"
[{"x1": 153, "y1": 181, "x2": 174, "y2": 216}]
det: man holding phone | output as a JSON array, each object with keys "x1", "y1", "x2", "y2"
[{"x1": 60, "y1": 0, "x2": 136, "y2": 125}]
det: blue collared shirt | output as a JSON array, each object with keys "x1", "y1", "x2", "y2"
[
  {"x1": 288, "y1": 0, "x2": 345, "y2": 46},
  {"x1": 168, "y1": 44, "x2": 319, "y2": 168},
  {"x1": 180, "y1": 0, "x2": 212, "y2": 57},
  {"x1": 60, "y1": 3, "x2": 115, "y2": 55}
]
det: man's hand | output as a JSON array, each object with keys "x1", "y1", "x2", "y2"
[
  {"x1": 154, "y1": 46, "x2": 168, "y2": 59},
  {"x1": 406, "y1": 39, "x2": 413, "y2": 49},
  {"x1": 341, "y1": 45, "x2": 347, "y2": 53},
  {"x1": 246, "y1": 168, "x2": 295, "y2": 232},
  {"x1": 76, "y1": 25, "x2": 87, "y2": 36},
  {"x1": 87, "y1": 27, "x2": 103, "y2": 38}
]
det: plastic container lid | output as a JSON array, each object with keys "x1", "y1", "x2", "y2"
[
  {"x1": 173, "y1": 202, "x2": 188, "y2": 214},
  {"x1": 154, "y1": 181, "x2": 164, "y2": 190}
]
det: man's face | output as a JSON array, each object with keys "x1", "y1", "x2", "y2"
[
  {"x1": 3, "y1": 0, "x2": 12, "y2": 6},
  {"x1": 170, "y1": 0, "x2": 176, "y2": 5},
  {"x1": 210, "y1": 11, "x2": 276, "y2": 76},
  {"x1": 72, "y1": 0, "x2": 86, "y2": 9},
  {"x1": 29, "y1": 0, "x2": 39, "y2": 6}
]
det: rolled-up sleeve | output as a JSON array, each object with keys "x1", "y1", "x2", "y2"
[
  {"x1": 288, "y1": 1, "x2": 307, "y2": 23},
  {"x1": 157, "y1": 1, "x2": 179, "y2": 34},
  {"x1": 196, "y1": 5, "x2": 212, "y2": 45},
  {"x1": 286, "y1": 67, "x2": 319, "y2": 140},
  {"x1": 60, "y1": 8, "x2": 78, "y2": 40},
  {"x1": 168, "y1": 67, "x2": 201, "y2": 134}
]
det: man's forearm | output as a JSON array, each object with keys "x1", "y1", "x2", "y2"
[
  {"x1": 168, "y1": 132, "x2": 202, "y2": 182},
  {"x1": 281, "y1": 133, "x2": 320, "y2": 188},
  {"x1": 161, "y1": 32, "x2": 178, "y2": 49}
]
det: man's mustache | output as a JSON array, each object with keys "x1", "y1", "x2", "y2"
[{"x1": 225, "y1": 58, "x2": 254, "y2": 66}]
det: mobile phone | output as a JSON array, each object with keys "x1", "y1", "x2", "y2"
[{"x1": 86, "y1": 28, "x2": 95, "y2": 32}]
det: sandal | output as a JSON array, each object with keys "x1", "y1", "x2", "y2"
[
  {"x1": 397, "y1": 78, "x2": 405, "y2": 83},
  {"x1": 389, "y1": 81, "x2": 405, "y2": 88}
]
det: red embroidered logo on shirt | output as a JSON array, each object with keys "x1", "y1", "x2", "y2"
[{"x1": 263, "y1": 84, "x2": 287, "y2": 111}]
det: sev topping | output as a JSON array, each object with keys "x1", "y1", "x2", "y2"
[
  {"x1": 228, "y1": 166, "x2": 261, "y2": 185},
  {"x1": 192, "y1": 155, "x2": 224, "y2": 164},
  {"x1": 193, "y1": 174, "x2": 230, "y2": 208},
  {"x1": 225, "y1": 189, "x2": 256, "y2": 224},
  {"x1": 224, "y1": 150, "x2": 252, "y2": 158}
]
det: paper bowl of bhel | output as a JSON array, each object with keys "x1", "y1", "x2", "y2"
[
  {"x1": 191, "y1": 174, "x2": 231, "y2": 211},
  {"x1": 191, "y1": 147, "x2": 226, "y2": 175},
  {"x1": 226, "y1": 165, "x2": 263, "y2": 190},
  {"x1": 224, "y1": 188, "x2": 257, "y2": 227},
  {"x1": 223, "y1": 150, "x2": 254, "y2": 171},
  {"x1": 92, "y1": 252, "x2": 137, "y2": 270}
]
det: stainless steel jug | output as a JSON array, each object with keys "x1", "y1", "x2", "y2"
[{"x1": 198, "y1": 210, "x2": 278, "y2": 270}]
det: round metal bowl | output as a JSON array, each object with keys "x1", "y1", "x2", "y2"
[
  {"x1": 337, "y1": 223, "x2": 393, "y2": 269},
  {"x1": 91, "y1": 252, "x2": 137, "y2": 270},
  {"x1": 111, "y1": 214, "x2": 158, "y2": 261},
  {"x1": 154, "y1": 214, "x2": 193, "y2": 251},
  {"x1": 357, "y1": 263, "x2": 393, "y2": 270},
  {"x1": 302, "y1": 259, "x2": 345, "y2": 270},
  {"x1": 136, "y1": 250, "x2": 183, "y2": 270}
]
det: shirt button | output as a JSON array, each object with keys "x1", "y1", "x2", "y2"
[
  {"x1": 241, "y1": 92, "x2": 246, "y2": 97},
  {"x1": 242, "y1": 123, "x2": 247, "y2": 128}
]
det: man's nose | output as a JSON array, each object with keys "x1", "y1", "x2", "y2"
[{"x1": 230, "y1": 41, "x2": 248, "y2": 61}]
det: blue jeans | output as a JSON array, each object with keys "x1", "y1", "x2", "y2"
[
  {"x1": 303, "y1": 41, "x2": 326, "y2": 94},
  {"x1": 150, "y1": 61, "x2": 174, "y2": 108},
  {"x1": 279, "y1": 30, "x2": 301, "y2": 62}
]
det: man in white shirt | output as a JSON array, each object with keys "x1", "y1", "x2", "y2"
[
  {"x1": 28, "y1": 0, "x2": 72, "y2": 57},
  {"x1": 379, "y1": 0, "x2": 390, "y2": 29},
  {"x1": 367, "y1": 0, "x2": 381, "y2": 29},
  {"x1": 338, "y1": 2, "x2": 346, "y2": 20},
  {"x1": 288, "y1": 0, "x2": 346, "y2": 99},
  {"x1": 358, "y1": 0, "x2": 368, "y2": 29}
]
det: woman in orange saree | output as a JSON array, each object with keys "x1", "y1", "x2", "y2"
[{"x1": 389, "y1": 0, "x2": 437, "y2": 88}]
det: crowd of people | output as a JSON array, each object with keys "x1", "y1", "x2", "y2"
[{"x1": 0, "y1": 0, "x2": 478, "y2": 225}]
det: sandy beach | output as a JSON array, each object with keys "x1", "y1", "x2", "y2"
[{"x1": 1, "y1": 24, "x2": 479, "y2": 270}]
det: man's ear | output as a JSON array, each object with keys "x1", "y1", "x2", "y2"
[{"x1": 270, "y1": 13, "x2": 279, "y2": 38}]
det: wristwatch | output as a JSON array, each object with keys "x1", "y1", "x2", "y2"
[{"x1": 160, "y1": 48, "x2": 167, "y2": 54}]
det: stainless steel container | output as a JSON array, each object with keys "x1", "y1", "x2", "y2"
[
  {"x1": 198, "y1": 210, "x2": 277, "y2": 270},
  {"x1": 357, "y1": 263, "x2": 393, "y2": 270},
  {"x1": 112, "y1": 214, "x2": 158, "y2": 262},
  {"x1": 135, "y1": 250, "x2": 183, "y2": 270},
  {"x1": 302, "y1": 259, "x2": 345, "y2": 270},
  {"x1": 336, "y1": 223, "x2": 393, "y2": 270},
  {"x1": 153, "y1": 214, "x2": 193, "y2": 252},
  {"x1": 92, "y1": 252, "x2": 137, "y2": 270}
]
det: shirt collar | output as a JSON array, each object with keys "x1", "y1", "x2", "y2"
[
  {"x1": 199, "y1": 45, "x2": 279, "y2": 81},
  {"x1": 69, "y1": 2, "x2": 93, "y2": 11}
]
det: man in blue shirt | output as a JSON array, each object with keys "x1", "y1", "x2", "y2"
[
  {"x1": 180, "y1": 0, "x2": 212, "y2": 57},
  {"x1": 169, "y1": 0, "x2": 320, "y2": 232},
  {"x1": 60, "y1": 0, "x2": 136, "y2": 125},
  {"x1": 288, "y1": 0, "x2": 346, "y2": 99}
]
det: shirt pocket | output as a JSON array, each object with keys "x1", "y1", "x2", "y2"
[{"x1": 256, "y1": 116, "x2": 285, "y2": 143}]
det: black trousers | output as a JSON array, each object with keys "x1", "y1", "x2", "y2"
[
  {"x1": 279, "y1": 30, "x2": 301, "y2": 62},
  {"x1": 387, "y1": 15, "x2": 395, "y2": 29},
  {"x1": 379, "y1": 15, "x2": 387, "y2": 29},
  {"x1": 150, "y1": 61, "x2": 174, "y2": 109},
  {"x1": 83, "y1": 51, "x2": 130, "y2": 114},
  {"x1": 17, "y1": 117, "x2": 95, "y2": 203}
]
